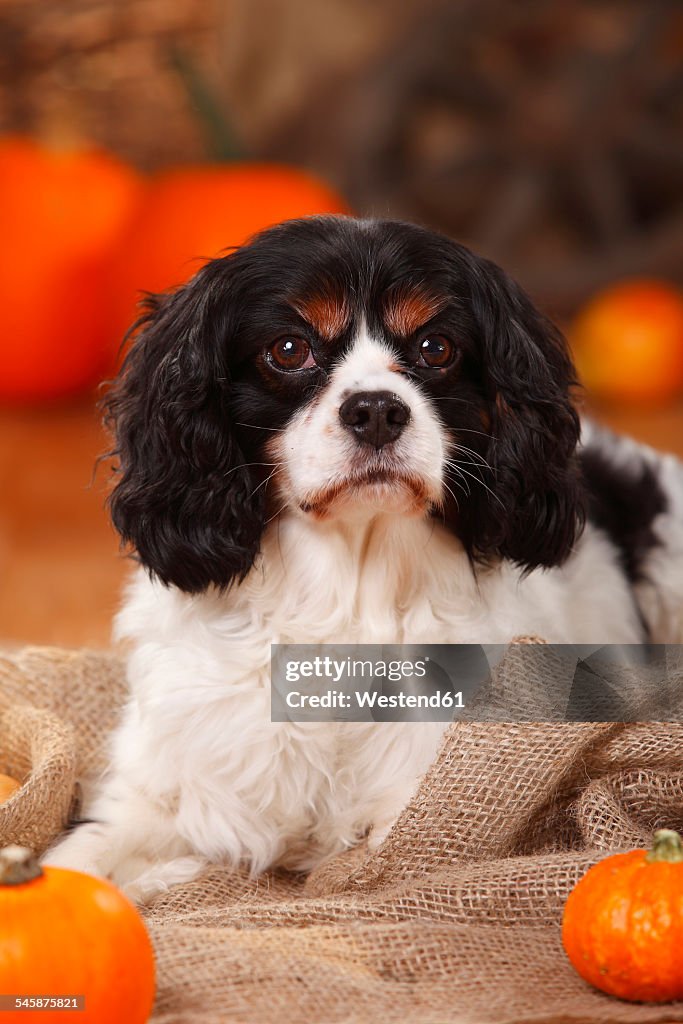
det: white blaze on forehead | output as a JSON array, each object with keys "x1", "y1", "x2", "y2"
[{"x1": 331, "y1": 326, "x2": 403, "y2": 394}]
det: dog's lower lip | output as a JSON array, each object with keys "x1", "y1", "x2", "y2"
[
  {"x1": 352, "y1": 468, "x2": 401, "y2": 485},
  {"x1": 298, "y1": 468, "x2": 430, "y2": 516}
]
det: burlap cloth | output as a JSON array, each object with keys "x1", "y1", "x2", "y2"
[{"x1": 1, "y1": 643, "x2": 683, "y2": 1024}]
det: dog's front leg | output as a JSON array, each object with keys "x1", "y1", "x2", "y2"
[{"x1": 43, "y1": 780, "x2": 207, "y2": 904}]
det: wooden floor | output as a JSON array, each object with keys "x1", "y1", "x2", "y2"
[
  {"x1": 1, "y1": 398, "x2": 683, "y2": 649},
  {"x1": 0, "y1": 401, "x2": 125, "y2": 649}
]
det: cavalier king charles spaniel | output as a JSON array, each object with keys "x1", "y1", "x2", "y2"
[{"x1": 47, "y1": 216, "x2": 683, "y2": 901}]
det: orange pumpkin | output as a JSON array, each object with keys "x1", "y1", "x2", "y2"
[
  {"x1": 0, "y1": 137, "x2": 143, "y2": 401},
  {"x1": 0, "y1": 845, "x2": 155, "y2": 1023},
  {"x1": 562, "y1": 829, "x2": 683, "y2": 1002},
  {"x1": 0, "y1": 774, "x2": 21, "y2": 803},
  {"x1": 571, "y1": 279, "x2": 683, "y2": 405},
  {"x1": 107, "y1": 162, "x2": 349, "y2": 347}
]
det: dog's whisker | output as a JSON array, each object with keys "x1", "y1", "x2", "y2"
[
  {"x1": 249, "y1": 468, "x2": 279, "y2": 500},
  {"x1": 444, "y1": 474, "x2": 469, "y2": 499},
  {"x1": 427, "y1": 396, "x2": 473, "y2": 405},
  {"x1": 448, "y1": 440, "x2": 492, "y2": 463},
  {"x1": 446, "y1": 466, "x2": 472, "y2": 497},
  {"x1": 234, "y1": 422, "x2": 287, "y2": 434},
  {"x1": 447, "y1": 459, "x2": 492, "y2": 471},
  {"x1": 453, "y1": 440, "x2": 490, "y2": 456},
  {"x1": 454, "y1": 428, "x2": 498, "y2": 440},
  {"x1": 222, "y1": 462, "x2": 283, "y2": 478},
  {"x1": 445, "y1": 444, "x2": 496, "y2": 473},
  {"x1": 450, "y1": 464, "x2": 506, "y2": 510},
  {"x1": 440, "y1": 479, "x2": 461, "y2": 513},
  {"x1": 264, "y1": 499, "x2": 291, "y2": 526},
  {"x1": 443, "y1": 453, "x2": 493, "y2": 477},
  {"x1": 448, "y1": 451, "x2": 492, "y2": 472}
]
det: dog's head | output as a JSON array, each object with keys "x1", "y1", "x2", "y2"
[{"x1": 105, "y1": 216, "x2": 583, "y2": 592}]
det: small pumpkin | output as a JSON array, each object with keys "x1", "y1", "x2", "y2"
[
  {"x1": 562, "y1": 829, "x2": 683, "y2": 1002},
  {"x1": 0, "y1": 136, "x2": 143, "y2": 401},
  {"x1": 0, "y1": 845, "x2": 155, "y2": 1023},
  {"x1": 106, "y1": 162, "x2": 350, "y2": 345},
  {"x1": 0, "y1": 774, "x2": 21, "y2": 802},
  {"x1": 571, "y1": 279, "x2": 683, "y2": 406}
]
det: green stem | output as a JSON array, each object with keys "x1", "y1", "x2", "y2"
[
  {"x1": 645, "y1": 829, "x2": 683, "y2": 863},
  {"x1": 0, "y1": 845, "x2": 43, "y2": 886},
  {"x1": 168, "y1": 44, "x2": 244, "y2": 163}
]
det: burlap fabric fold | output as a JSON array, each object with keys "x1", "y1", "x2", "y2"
[{"x1": 1, "y1": 644, "x2": 683, "y2": 1024}]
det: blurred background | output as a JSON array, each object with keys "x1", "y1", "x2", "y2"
[{"x1": 1, "y1": 0, "x2": 682, "y2": 647}]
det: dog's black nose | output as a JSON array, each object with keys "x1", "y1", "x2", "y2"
[{"x1": 338, "y1": 391, "x2": 410, "y2": 449}]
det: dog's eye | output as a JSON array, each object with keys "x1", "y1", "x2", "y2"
[
  {"x1": 268, "y1": 336, "x2": 316, "y2": 372},
  {"x1": 417, "y1": 335, "x2": 456, "y2": 368}
]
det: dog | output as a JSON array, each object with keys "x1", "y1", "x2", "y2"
[{"x1": 46, "y1": 215, "x2": 683, "y2": 901}]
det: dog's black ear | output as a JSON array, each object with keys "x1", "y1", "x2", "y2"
[
  {"x1": 459, "y1": 255, "x2": 584, "y2": 571},
  {"x1": 103, "y1": 258, "x2": 264, "y2": 593}
]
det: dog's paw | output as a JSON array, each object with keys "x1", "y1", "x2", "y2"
[
  {"x1": 367, "y1": 817, "x2": 397, "y2": 852},
  {"x1": 116, "y1": 855, "x2": 208, "y2": 905},
  {"x1": 42, "y1": 822, "x2": 111, "y2": 878}
]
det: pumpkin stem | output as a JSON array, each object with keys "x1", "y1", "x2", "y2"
[
  {"x1": 645, "y1": 829, "x2": 683, "y2": 863},
  {"x1": 0, "y1": 845, "x2": 43, "y2": 885},
  {"x1": 167, "y1": 44, "x2": 245, "y2": 162}
]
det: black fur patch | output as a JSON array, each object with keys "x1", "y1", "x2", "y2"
[{"x1": 580, "y1": 445, "x2": 667, "y2": 582}]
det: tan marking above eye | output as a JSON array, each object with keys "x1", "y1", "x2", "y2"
[
  {"x1": 383, "y1": 288, "x2": 447, "y2": 337},
  {"x1": 292, "y1": 292, "x2": 350, "y2": 341}
]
